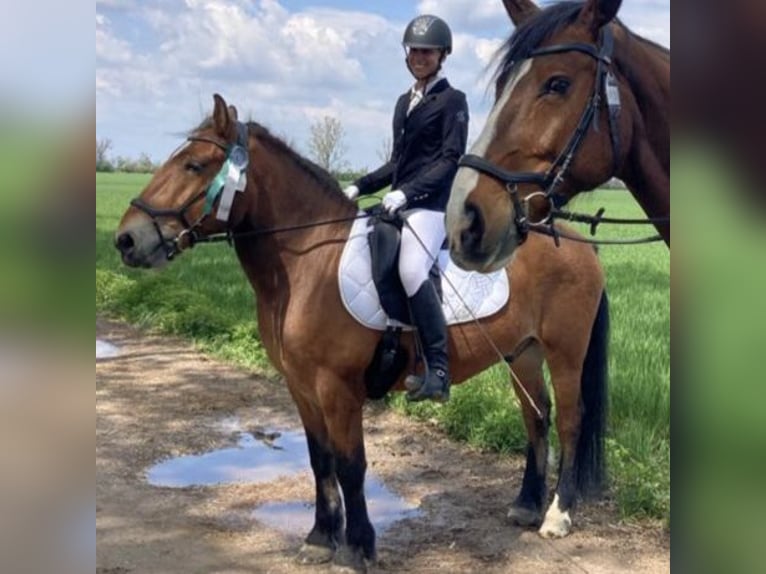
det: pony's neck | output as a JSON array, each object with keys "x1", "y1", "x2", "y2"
[
  {"x1": 615, "y1": 29, "x2": 670, "y2": 242},
  {"x1": 234, "y1": 134, "x2": 357, "y2": 297},
  {"x1": 246, "y1": 132, "x2": 356, "y2": 230}
]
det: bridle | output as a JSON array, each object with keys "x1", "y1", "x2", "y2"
[
  {"x1": 458, "y1": 25, "x2": 624, "y2": 244},
  {"x1": 129, "y1": 123, "x2": 250, "y2": 260}
]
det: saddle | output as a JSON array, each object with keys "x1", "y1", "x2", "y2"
[
  {"x1": 366, "y1": 207, "x2": 441, "y2": 324},
  {"x1": 338, "y1": 209, "x2": 510, "y2": 399}
]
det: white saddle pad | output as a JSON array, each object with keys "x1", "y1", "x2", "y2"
[{"x1": 338, "y1": 215, "x2": 509, "y2": 331}]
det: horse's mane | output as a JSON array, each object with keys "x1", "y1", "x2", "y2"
[
  {"x1": 190, "y1": 118, "x2": 349, "y2": 204},
  {"x1": 246, "y1": 121, "x2": 347, "y2": 201},
  {"x1": 494, "y1": 1, "x2": 669, "y2": 89}
]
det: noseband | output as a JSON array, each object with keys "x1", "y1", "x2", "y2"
[
  {"x1": 458, "y1": 26, "x2": 621, "y2": 242},
  {"x1": 129, "y1": 122, "x2": 249, "y2": 260}
]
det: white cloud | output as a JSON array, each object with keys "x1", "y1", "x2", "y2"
[
  {"x1": 96, "y1": 14, "x2": 132, "y2": 64},
  {"x1": 416, "y1": 0, "x2": 508, "y2": 31},
  {"x1": 95, "y1": 0, "x2": 668, "y2": 167}
]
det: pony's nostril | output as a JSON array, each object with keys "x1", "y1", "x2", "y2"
[
  {"x1": 115, "y1": 232, "x2": 135, "y2": 254},
  {"x1": 460, "y1": 203, "x2": 484, "y2": 252}
]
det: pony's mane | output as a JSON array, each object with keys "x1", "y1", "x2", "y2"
[
  {"x1": 246, "y1": 121, "x2": 347, "y2": 201},
  {"x1": 190, "y1": 118, "x2": 348, "y2": 204},
  {"x1": 494, "y1": 1, "x2": 669, "y2": 89}
]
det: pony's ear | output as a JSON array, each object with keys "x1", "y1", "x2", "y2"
[
  {"x1": 212, "y1": 93, "x2": 237, "y2": 141},
  {"x1": 502, "y1": 0, "x2": 540, "y2": 27},
  {"x1": 577, "y1": 0, "x2": 622, "y2": 38}
]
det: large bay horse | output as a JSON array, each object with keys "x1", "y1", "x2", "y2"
[
  {"x1": 115, "y1": 94, "x2": 609, "y2": 572},
  {"x1": 447, "y1": 0, "x2": 669, "y2": 273}
]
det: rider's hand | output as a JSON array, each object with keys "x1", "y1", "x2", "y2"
[
  {"x1": 382, "y1": 190, "x2": 407, "y2": 214},
  {"x1": 343, "y1": 184, "x2": 360, "y2": 201}
]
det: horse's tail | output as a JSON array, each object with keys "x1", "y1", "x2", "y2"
[{"x1": 576, "y1": 289, "x2": 610, "y2": 498}]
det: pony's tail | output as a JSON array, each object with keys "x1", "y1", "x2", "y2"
[{"x1": 576, "y1": 289, "x2": 610, "y2": 498}]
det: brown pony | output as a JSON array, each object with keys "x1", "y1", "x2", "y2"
[
  {"x1": 115, "y1": 94, "x2": 609, "y2": 573},
  {"x1": 446, "y1": 0, "x2": 669, "y2": 273}
]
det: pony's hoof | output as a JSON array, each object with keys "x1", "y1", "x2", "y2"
[
  {"x1": 506, "y1": 505, "x2": 542, "y2": 527},
  {"x1": 332, "y1": 545, "x2": 368, "y2": 573},
  {"x1": 296, "y1": 542, "x2": 334, "y2": 565}
]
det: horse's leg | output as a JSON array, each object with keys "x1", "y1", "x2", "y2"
[
  {"x1": 539, "y1": 354, "x2": 582, "y2": 539},
  {"x1": 506, "y1": 346, "x2": 552, "y2": 528},
  {"x1": 291, "y1": 399, "x2": 343, "y2": 564},
  {"x1": 539, "y1": 290, "x2": 609, "y2": 538},
  {"x1": 318, "y1": 375, "x2": 375, "y2": 572}
]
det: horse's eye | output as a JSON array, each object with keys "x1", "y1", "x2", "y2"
[
  {"x1": 185, "y1": 161, "x2": 204, "y2": 174},
  {"x1": 543, "y1": 76, "x2": 571, "y2": 96}
]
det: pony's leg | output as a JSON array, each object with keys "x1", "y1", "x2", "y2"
[
  {"x1": 319, "y1": 378, "x2": 375, "y2": 572},
  {"x1": 539, "y1": 358, "x2": 581, "y2": 539},
  {"x1": 292, "y1": 400, "x2": 343, "y2": 564},
  {"x1": 507, "y1": 349, "x2": 552, "y2": 528}
]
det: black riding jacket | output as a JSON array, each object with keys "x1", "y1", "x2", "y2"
[{"x1": 354, "y1": 78, "x2": 469, "y2": 212}]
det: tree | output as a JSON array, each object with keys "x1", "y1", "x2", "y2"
[
  {"x1": 307, "y1": 116, "x2": 348, "y2": 175},
  {"x1": 96, "y1": 137, "x2": 113, "y2": 172},
  {"x1": 376, "y1": 135, "x2": 392, "y2": 164}
]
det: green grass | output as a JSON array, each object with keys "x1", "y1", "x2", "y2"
[{"x1": 96, "y1": 172, "x2": 669, "y2": 521}]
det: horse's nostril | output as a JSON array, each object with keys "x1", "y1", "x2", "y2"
[
  {"x1": 460, "y1": 203, "x2": 484, "y2": 252},
  {"x1": 115, "y1": 232, "x2": 135, "y2": 254}
]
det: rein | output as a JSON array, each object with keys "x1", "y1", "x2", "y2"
[
  {"x1": 532, "y1": 205, "x2": 669, "y2": 246},
  {"x1": 185, "y1": 213, "x2": 372, "y2": 248}
]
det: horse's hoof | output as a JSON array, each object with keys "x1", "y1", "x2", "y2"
[
  {"x1": 331, "y1": 545, "x2": 368, "y2": 573},
  {"x1": 538, "y1": 494, "x2": 572, "y2": 538},
  {"x1": 538, "y1": 518, "x2": 571, "y2": 538},
  {"x1": 506, "y1": 505, "x2": 542, "y2": 527},
  {"x1": 296, "y1": 542, "x2": 334, "y2": 565},
  {"x1": 538, "y1": 511, "x2": 572, "y2": 538}
]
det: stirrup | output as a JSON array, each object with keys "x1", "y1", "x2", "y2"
[{"x1": 406, "y1": 368, "x2": 450, "y2": 403}]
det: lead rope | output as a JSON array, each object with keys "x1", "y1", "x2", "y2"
[{"x1": 401, "y1": 217, "x2": 543, "y2": 419}]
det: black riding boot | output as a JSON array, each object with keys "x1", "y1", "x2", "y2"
[{"x1": 406, "y1": 280, "x2": 450, "y2": 403}]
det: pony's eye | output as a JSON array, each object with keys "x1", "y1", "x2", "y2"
[
  {"x1": 543, "y1": 76, "x2": 571, "y2": 96},
  {"x1": 185, "y1": 161, "x2": 204, "y2": 174}
]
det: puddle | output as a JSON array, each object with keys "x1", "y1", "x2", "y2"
[
  {"x1": 147, "y1": 418, "x2": 422, "y2": 535},
  {"x1": 96, "y1": 339, "x2": 120, "y2": 359},
  {"x1": 147, "y1": 429, "x2": 310, "y2": 487},
  {"x1": 253, "y1": 476, "x2": 421, "y2": 535}
]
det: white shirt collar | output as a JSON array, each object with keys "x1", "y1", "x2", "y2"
[{"x1": 411, "y1": 73, "x2": 446, "y2": 98}]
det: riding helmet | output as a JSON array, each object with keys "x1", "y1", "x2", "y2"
[{"x1": 402, "y1": 15, "x2": 452, "y2": 54}]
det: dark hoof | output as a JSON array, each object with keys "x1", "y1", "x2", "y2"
[
  {"x1": 331, "y1": 545, "x2": 368, "y2": 573},
  {"x1": 296, "y1": 542, "x2": 334, "y2": 565},
  {"x1": 507, "y1": 504, "x2": 542, "y2": 527}
]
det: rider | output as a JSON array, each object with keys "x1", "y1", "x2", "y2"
[{"x1": 344, "y1": 14, "x2": 469, "y2": 402}]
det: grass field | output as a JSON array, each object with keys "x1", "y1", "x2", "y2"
[{"x1": 96, "y1": 171, "x2": 670, "y2": 521}]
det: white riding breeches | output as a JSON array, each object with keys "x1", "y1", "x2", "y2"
[{"x1": 398, "y1": 209, "x2": 446, "y2": 297}]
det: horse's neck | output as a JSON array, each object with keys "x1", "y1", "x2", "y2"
[
  {"x1": 235, "y1": 151, "x2": 355, "y2": 302},
  {"x1": 616, "y1": 33, "x2": 670, "y2": 236}
]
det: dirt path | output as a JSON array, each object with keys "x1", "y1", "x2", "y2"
[{"x1": 96, "y1": 317, "x2": 669, "y2": 574}]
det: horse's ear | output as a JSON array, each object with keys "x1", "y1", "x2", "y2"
[
  {"x1": 577, "y1": 0, "x2": 622, "y2": 38},
  {"x1": 502, "y1": 0, "x2": 539, "y2": 27},
  {"x1": 212, "y1": 93, "x2": 237, "y2": 140}
]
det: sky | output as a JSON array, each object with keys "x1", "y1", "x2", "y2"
[{"x1": 96, "y1": 0, "x2": 670, "y2": 171}]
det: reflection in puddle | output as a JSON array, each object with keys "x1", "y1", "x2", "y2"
[
  {"x1": 96, "y1": 339, "x2": 120, "y2": 359},
  {"x1": 253, "y1": 476, "x2": 421, "y2": 535},
  {"x1": 147, "y1": 419, "x2": 422, "y2": 535},
  {"x1": 147, "y1": 429, "x2": 310, "y2": 486}
]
